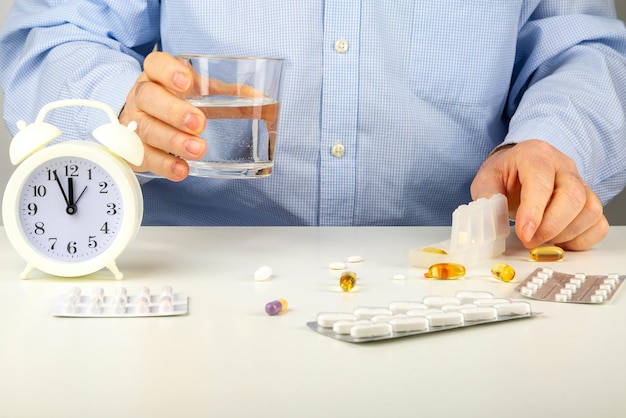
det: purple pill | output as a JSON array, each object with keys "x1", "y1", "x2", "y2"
[{"x1": 265, "y1": 299, "x2": 288, "y2": 316}]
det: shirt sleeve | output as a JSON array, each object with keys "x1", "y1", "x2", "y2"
[
  {"x1": 0, "y1": 0, "x2": 161, "y2": 140},
  {"x1": 505, "y1": 3, "x2": 626, "y2": 204}
]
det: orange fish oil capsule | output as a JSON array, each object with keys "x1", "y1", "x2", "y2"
[
  {"x1": 529, "y1": 245, "x2": 565, "y2": 262},
  {"x1": 491, "y1": 263, "x2": 516, "y2": 282},
  {"x1": 339, "y1": 271, "x2": 357, "y2": 292},
  {"x1": 424, "y1": 263, "x2": 466, "y2": 280}
]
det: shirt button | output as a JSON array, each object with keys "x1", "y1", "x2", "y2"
[
  {"x1": 334, "y1": 39, "x2": 349, "y2": 53},
  {"x1": 331, "y1": 143, "x2": 345, "y2": 158}
]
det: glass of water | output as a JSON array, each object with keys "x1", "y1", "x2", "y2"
[{"x1": 176, "y1": 55, "x2": 284, "y2": 178}]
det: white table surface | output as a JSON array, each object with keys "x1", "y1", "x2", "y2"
[{"x1": 1, "y1": 226, "x2": 625, "y2": 418}]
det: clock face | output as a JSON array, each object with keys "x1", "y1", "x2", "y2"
[{"x1": 18, "y1": 156, "x2": 124, "y2": 262}]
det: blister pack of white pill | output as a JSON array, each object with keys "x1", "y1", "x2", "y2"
[
  {"x1": 307, "y1": 291, "x2": 539, "y2": 343},
  {"x1": 52, "y1": 285, "x2": 188, "y2": 317},
  {"x1": 515, "y1": 268, "x2": 624, "y2": 304}
]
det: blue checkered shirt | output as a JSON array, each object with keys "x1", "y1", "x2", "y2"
[{"x1": 2, "y1": 1, "x2": 626, "y2": 226}]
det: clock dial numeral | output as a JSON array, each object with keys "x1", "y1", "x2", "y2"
[
  {"x1": 34, "y1": 222, "x2": 45, "y2": 235},
  {"x1": 31, "y1": 185, "x2": 47, "y2": 197},
  {"x1": 27, "y1": 203, "x2": 37, "y2": 216},
  {"x1": 106, "y1": 203, "x2": 117, "y2": 215},
  {"x1": 67, "y1": 241, "x2": 77, "y2": 254},
  {"x1": 64, "y1": 164, "x2": 79, "y2": 177}
]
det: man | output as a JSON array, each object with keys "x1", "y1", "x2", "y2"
[{"x1": 2, "y1": 1, "x2": 625, "y2": 250}]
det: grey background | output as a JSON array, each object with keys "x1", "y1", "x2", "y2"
[{"x1": 1, "y1": 1, "x2": 625, "y2": 224}]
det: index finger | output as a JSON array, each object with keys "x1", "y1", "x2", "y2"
[
  {"x1": 514, "y1": 157, "x2": 556, "y2": 244},
  {"x1": 144, "y1": 52, "x2": 194, "y2": 93}
]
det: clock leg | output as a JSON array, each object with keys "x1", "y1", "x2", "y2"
[
  {"x1": 107, "y1": 262, "x2": 124, "y2": 280},
  {"x1": 20, "y1": 264, "x2": 35, "y2": 280}
]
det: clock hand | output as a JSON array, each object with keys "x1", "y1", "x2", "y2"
[
  {"x1": 53, "y1": 170, "x2": 72, "y2": 210},
  {"x1": 74, "y1": 186, "x2": 88, "y2": 206},
  {"x1": 66, "y1": 177, "x2": 77, "y2": 215}
]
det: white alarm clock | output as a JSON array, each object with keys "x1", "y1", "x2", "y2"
[{"x1": 2, "y1": 99, "x2": 144, "y2": 280}]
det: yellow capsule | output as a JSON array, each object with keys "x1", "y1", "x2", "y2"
[
  {"x1": 529, "y1": 245, "x2": 565, "y2": 262},
  {"x1": 424, "y1": 263, "x2": 466, "y2": 280},
  {"x1": 339, "y1": 271, "x2": 357, "y2": 292},
  {"x1": 422, "y1": 247, "x2": 448, "y2": 255},
  {"x1": 491, "y1": 263, "x2": 516, "y2": 282}
]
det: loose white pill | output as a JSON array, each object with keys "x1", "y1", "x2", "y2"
[
  {"x1": 390, "y1": 316, "x2": 429, "y2": 333},
  {"x1": 328, "y1": 262, "x2": 345, "y2": 270},
  {"x1": 316, "y1": 312, "x2": 357, "y2": 328},
  {"x1": 423, "y1": 296, "x2": 461, "y2": 308},
  {"x1": 459, "y1": 307, "x2": 498, "y2": 322},
  {"x1": 426, "y1": 311, "x2": 464, "y2": 327},
  {"x1": 388, "y1": 301, "x2": 428, "y2": 314},
  {"x1": 347, "y1": 255, "x2": 363, "y2": 263},
  {"x1": 392, "y1": 274, "x2": 406, "y2": 281},
  {"x1": 254, "y1": 266, "x2": 273, "y2": 281},
  {"x1": 495, "y1": 301, "x2": 531, "y2": 316},
  {"x1": 353, "y1": 307, "x2": 393, "y2": 320},
  {"x1": 350, "y1": 322, "x2": 392, "y2": 339}
]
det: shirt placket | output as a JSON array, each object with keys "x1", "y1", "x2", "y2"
[{"x1": 319, "y1": 0, "x2": 361, "y2": 225}]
